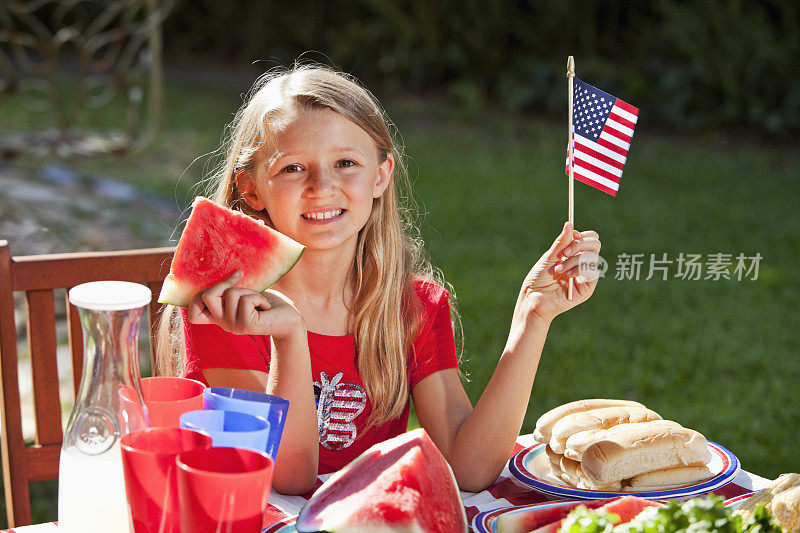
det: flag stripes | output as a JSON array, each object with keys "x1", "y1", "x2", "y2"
[{"x1": 567, "y1": 77, "x2": 638, "y2": 196}]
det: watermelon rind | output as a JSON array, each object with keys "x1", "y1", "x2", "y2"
[
  {"x1": 158, "y1": 274, "x2": 197, "y2": 308},
  {"x1": 157, "y1": 197, "x2": 305, "y2": 307},
  {"x1": 296, "y1": 428, "x2": 468, "y2": 533}
]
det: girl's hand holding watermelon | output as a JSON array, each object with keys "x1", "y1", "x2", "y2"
[{"x1": 187, "y1": 270, "x2": 306, "y2": 340}]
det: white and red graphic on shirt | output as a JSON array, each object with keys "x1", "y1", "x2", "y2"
[{"x1": 313, "y1": 371, "x2": 367, "y2": 450}]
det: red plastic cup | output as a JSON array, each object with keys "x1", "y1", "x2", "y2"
[
  {"x1": 176, "y1": 447, "x2": 274, "y2": 533},
  {"x1": 121, "y1": 428, "x2": 213, "y2": 533},
  {"x1": 122, "y1": 377, "x2": 206, "y2": 428}
]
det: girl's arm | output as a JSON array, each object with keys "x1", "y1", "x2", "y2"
[
  {"x1": 187, "y1": 273, "x2": 320, "y2": 494},
  {"x1": 413, "y1": 222, "x2": 600, "y2": 492}
]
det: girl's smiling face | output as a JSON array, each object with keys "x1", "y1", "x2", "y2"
[{"x1": 237, "y1": 108, "x2": 393, "y2": 253}]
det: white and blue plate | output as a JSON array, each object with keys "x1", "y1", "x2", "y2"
[{"x1": 509, "y1": 441, "x2": 740, "y2": 500}]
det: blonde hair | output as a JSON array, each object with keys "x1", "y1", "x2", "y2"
[{"x1": 157, "y1": 63, "x2": 461, "y2": 426}]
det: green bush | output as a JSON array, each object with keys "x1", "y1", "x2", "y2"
[{"x1": 162, "y1": 0, "x2": 800, "y2": 134}]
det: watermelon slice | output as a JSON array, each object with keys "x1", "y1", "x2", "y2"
[
  {"x1": 505, "y1": 496, "x2": 662, "y2": 533},
  {"x1": 296, "y1": 428, "x2": 468, "y2": 533},
  {"x1": 496, "y1": 499, "x2": 616, "y2": 533},
  {"x1": 158, "y1": 196, "x2": 304, "y2": 307},
  {"x1": 597, "y1": 495, "x2": 662, "y2": 523},
  {"x1": 537, "y1": 496, "x2": 662, "y2": 533}
]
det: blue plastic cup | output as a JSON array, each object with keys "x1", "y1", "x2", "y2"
[
  {"x1": 202, "y1": 388, "x2": 289, "y2": 459},
  {"x1": 179, "y1": 410, "x2": 270, "y2": 453}
]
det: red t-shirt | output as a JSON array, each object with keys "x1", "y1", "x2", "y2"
[{"x1": 181, "y1": 280, "x2": 458, "y2": 473}]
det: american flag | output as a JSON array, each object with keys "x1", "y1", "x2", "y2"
[{"x1": 566, "y1": 77, "x2": 639, "y2": 196}]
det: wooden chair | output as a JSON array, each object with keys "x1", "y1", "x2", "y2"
[{"x1": 0, "y1": 240, "x2": 174, "y2": 526}]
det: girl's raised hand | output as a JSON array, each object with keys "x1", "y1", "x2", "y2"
[
  {"x1": 513, "y1": 222, "x2": 602, "y2": 325},
  {"x1": 186, "y1": 271, "x2": 305, "y2": 339}
]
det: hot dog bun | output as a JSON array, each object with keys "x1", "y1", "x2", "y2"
[
  {"x1": 545, "y1": 445, "x2": 563, "y2": 475},
  {"x1": 559, "y1": 454, "x2": 621, "y2": 491},
  {"x1": 533, "y1": 399, "x2": 645, "y2": 443},
  {"x1": 623, "y1": 465, "x2": 714, "y2": 491},
  {"x1": 580, "y1": 422, "x2": 712, "y2": 486},
  {"x1": 549, "y1": 406, "x2": 662, "y2": 454},
  {"x1": 560, "y1": 455, "x2": 581, "y2": 481},
  {"x1": 564, "y1": 420, "x2": 682, "y2": 461},
  {"x1": 576, "y1": 476, "x2": 623, "y2": 492}
]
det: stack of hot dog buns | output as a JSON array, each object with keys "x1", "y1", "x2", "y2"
[{"x1": 534, "y1": 399, "x2": 714, "y2": 491}]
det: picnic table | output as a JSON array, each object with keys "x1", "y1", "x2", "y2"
[{"x1": 2, "y1": 434, "x2": 771, "y2": 533}]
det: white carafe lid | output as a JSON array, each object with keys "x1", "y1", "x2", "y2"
[{"x1": 68, "y1": 281, "x2": 152, "y2": 311}]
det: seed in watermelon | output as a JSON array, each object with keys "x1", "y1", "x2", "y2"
[
  {"x1": 296, "y1": 428, "x2": 468, "y2": 533},
  {"x1": 158, "y1": 196, "x2": 304, "y2": 307}
]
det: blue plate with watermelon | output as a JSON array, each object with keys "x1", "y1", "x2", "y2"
[
  {"x1": 472, "y1": 493, "x2": 753, "y2": 533},
  {"x1": 472, "y1": 496, "x2": 663, "y2": 533},
  {"x1": 508, "y1": 441, "x2": 740, "y2": 501}
]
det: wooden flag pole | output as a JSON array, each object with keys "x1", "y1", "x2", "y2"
[{"x1": 567, "y1": 56, "x2": 575, "y2": 300}]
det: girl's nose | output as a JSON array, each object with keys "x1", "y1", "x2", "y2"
[{"x1": 305, "y1": 166, "x2": 336, "y2": 197}]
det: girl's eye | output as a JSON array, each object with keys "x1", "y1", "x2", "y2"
[
  {"x1": 282, "y1": 164, "x2": 303, "y2": 173},
  {"x1": 336, "y1": 159, "x2": 357, "y2": 169}
]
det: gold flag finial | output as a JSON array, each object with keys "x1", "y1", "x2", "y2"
[{"x1": 567, "y1": 56, "x2": 575, "y2": 78}]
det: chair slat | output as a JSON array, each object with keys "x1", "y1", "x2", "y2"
[
  {"x1": 0, "y1": 241, "x2": 33, "y2": 524},
  {"x1": 24, "y1": 444, "x2": 61, "y2": 482},
  {"x1": 25, "y1": 290, "x2": 63, "y2": 446},
  {"x1": 66, "y1": 296, "x2": 84, "y2": 398},
  {"x1": 11, "y1": 248, "x2": 173, "y2": 291}
]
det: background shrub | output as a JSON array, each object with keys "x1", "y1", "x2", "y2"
[{"x1": 163, "y1": 0, "x2": 800, "y2": 135}]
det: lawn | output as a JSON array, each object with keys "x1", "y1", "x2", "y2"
[{"x1": 2, "y1": 73, "x2": 798, "y2": 525}]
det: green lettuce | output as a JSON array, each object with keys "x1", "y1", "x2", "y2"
[
  {"x1": 559, "y1": 505, "x2": 620, "y2": 533},
  {"x1": 558, "y1": 496, "x2": 784, "y2": 533}
]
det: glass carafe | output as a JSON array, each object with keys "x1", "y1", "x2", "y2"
[{"x1": 58, "y1": 281, "x2": 151, "y2": 533}]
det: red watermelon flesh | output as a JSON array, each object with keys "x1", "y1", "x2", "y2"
[
  {"x1": 496, "y1": 499, "x2": 616, "y2": 533},
  {"x1": 597, "y1": 496, "x2": 662, "y2": 523},
  {"x1": 296, "y1": 428, "x2": 467, "y2": 533},
  {"x1": 158, "y1": 196, "x2": 304, "y2": 307}
]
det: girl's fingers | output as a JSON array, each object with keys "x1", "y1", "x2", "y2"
[
  {"x1": 558, "y1": 265, "x2": 579, "y2": 278},
  {"x1": 187, "y1": 292, "x2": 213, "y2": 324},
  {"x1": 555, "y1": 255, "x2": 581, "y2": 274},
  {"x1": 546, "y1": 222, "x2": 575, "y2": 262},
  {"x1": 555, "y1": 247, "x2": 601, "y2": 278},
  {"x1": 562, "y1": 237, "x2": 601, "y2": 256},
  {"x1": 200, "y1": 270, "x2": 243, "y2": 320},
  {"x1": 222, "y1": 287, "x2": 243, "y2": 326},
  {"x1": 574, "y1": 277, "x2": 598, "y2": 299},
  {"x1": 221, "y1": 287, "x2": 261, "y2": 327},
  {"x1": 236, "y1": 292, "x2": 271, "y2": 327}
]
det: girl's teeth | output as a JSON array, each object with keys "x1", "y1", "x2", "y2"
[{"x1": 305, "y1": 210, "x2": 343, "y2": 220}]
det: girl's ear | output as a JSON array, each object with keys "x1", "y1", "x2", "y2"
[
  {"x1": 373, "y1": 153, "x2": 394, "y2": 199},
  {"x1": 235, "y1": 169, "x2": 266, "y2": 211}
]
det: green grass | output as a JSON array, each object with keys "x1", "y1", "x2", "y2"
[{"x1": 2, "y1": 74, "x2": 799, "y2": 526}]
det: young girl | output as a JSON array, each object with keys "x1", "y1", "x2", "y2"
[{"x1": 159, "y1": 64, "x2": 601, "y2": 495}]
